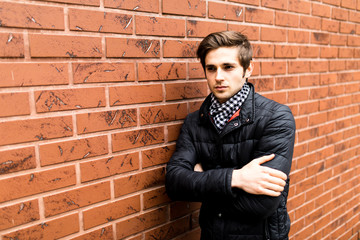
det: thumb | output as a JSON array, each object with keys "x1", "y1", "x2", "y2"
[{"x1": 254, "y1": 154, "x2": 275, "y2": 165}]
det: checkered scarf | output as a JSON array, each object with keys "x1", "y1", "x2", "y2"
[{"x1": 209, "y1": 83, "x2": 250, "y2": 130}]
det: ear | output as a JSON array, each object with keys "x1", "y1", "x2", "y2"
[{"x1": 244, "y1": 61, "x2": 254, "y2": 78}]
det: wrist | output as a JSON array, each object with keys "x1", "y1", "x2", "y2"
[{"x1": 231, "y1": 169, "x2": 243, "y2": 189}]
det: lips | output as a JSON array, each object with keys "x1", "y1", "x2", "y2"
[{"x1": 215, "y1": 86, "x2": 228, "y2": 91}]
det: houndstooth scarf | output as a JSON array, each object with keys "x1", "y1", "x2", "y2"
[{"x1": 209, "y1": 83, "x2": 250, "y2": 130}]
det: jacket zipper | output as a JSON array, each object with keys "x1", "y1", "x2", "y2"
[{"x1": 264, "y1": 218, "x2": 270, "y2": 240}]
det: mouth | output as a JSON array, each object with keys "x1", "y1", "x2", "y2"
[{"x1": 215, "y1": 86, "x2": 228, "y2": 91}]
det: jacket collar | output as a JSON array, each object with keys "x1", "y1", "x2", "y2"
[{"x1": 199, "y1": 82, "x2": 255, "y2": 130}]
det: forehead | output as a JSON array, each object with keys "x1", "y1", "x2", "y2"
[{"x1": 205, "y1": 47, "x2": 240, "y2": 65}]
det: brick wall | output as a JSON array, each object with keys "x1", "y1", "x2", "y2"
[{"x1": 0, "y1": 0, "x2": 359, "y2": 239}]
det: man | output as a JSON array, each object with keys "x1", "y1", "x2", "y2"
[{"x1": 165, "y1": 31, "x2": 296, "y2": 240}]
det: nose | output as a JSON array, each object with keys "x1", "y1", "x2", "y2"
[{"x1": 215, "y1": 69, "x2": 224, "y2": 81}]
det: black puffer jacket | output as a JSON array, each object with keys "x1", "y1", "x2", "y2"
[{"x1": 166, "y1": 83, "x2": 296, "y2": 240}]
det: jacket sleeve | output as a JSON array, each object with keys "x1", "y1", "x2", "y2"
[
  {"x1": 165, "y1": 115, "x2": 234, "y2": 202},
  {"x1": 231, "y1": 105, "x2": 296, "y2": 217}
]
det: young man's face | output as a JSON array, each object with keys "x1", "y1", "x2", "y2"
[{"x1": 205, "y1": 47, "x2": 251, "y2": 103}]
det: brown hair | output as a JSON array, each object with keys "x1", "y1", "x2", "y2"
[{"x1": 197, "y1": 31, "x2": 253, "y2": 74}]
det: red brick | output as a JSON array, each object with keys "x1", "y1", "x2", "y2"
[
  {"x1": 42, "y1": 0, "x2": 99, "y2": 6},
  {"x1": 275, "y1": 45, "x2": 298, "y2": 58},
  {"x1": 341, "y1": 0, "x2": 357, "y2": 9},
  {"x1": 275, "y1": 76, "x2": 298, "y2": 90},
  {"x1": 287, "y1": 89, "x2": 309, "y2": 103},
  {"x1": 136, "y1": 16, "x2": 185, "y2": 37},
  {"x1": 340, "y1": 22, "x2": 356, "y2": 34},
  {"x1": 187, "y1": 20, "x2": 227, "y2": 38},
  {"x1": 116, "y1": 207, "x2": 167, "y2": 238},
  {"x1": 77, "y1": 109, "x2": 137, "y2": 134},
  {"x1": 29, "y1": 34, "x2": 102, "y2": 58},
  {"x1": 300, "y1": 75, "x2": 320, "y2": 87},
  {"x1": 252, "y1": 43, "x2": 274, "y2": 58},
  {"x1": 309, "y1": 112, "x2": 327, "y2": 126},
  {"x1": 275, "y1": 12, "x2": 299, "y2": 27},
  {"x1": 0, "y1": 165, "x2": 76, "y2": 203},
  {"x1": 114, "y1": 167, "x2": 165, "y2": 197},
  {"x1": 110, "y1": 84, "x2": 163, "y2": 106},
  {"x1": 163, "y1": 40, "x2": 199, "y2": 58},
  {"x1": 289, "y1": 61, "x2": 310, "y2": 74},
  {"x1": 189, "y1": 62, "x2": 205, "y2": 79},
  {"x1": 174, "y1": 229, "x2": 201, "y2": 240},
  {"x1": 0, "y1": 2, "x2": 64, "y2": 30},
  {"x1": 138, "y1": 62, "x2": 186, "y2": 81},
  {"x1": 73, "y1": 62, "x2": 135, "y2": 84},
  {"x1": 245, "y1": 7, "x2": 274, "y2": 25},
  {"x1": 163, "y1": 0, "x2": 206, "y2": 17},
  {"x1": 80, "y1": 153, "x2": 139, "y2": 182},
  {"x1": 142, "y1": 144, "x2": 176, "y2": 168},
  {"x1": 310, "y1": 86, "x2": 329, "y2": 100},
  {"x1": 44, "y1": 182, "x2": 110, "y2": 217},
  {"x1": 261, "y1": 27, "x2": 286, "y2": 42},
  {"x1": 112, "y1": 127, "x2": 164, "y2": 152},
  {"x1": 0, "y1": 63, "x2": 68, "y2": 87},
  {"x1": 299, "y1": 46, "x2": 320, "y2": 58},
  {"x1": 0, "y1": 147, "x2": 36, "y2": 175},
  {"x1": 288, "y1": 0, "x2": 311, "y2": 14},
  {"x1": 143, "y1": 187, "x2": 171, "y2": 209},
  {"x1": 288, "y1": 30, "x2": 310, "y2": 43},
  {"x1": 35, "y1": 87, "x2": 105, "y2": 113},
  {"x1": 189, "y1": 100, "x2": 203, "y2": 113},
  {"x1": 0, "y1": 116, "x2": 73, "y2": 146},
  {"x1": 104, "y1": 0, "x2": 158, "y2": 13},
  {"x1": 0, "y1": 199, "x2": 39, "y2": 230},
  {"x1": 311, "y1": 61, "x2": 329, "y2": 73},
  {"x1": 168, "y1": 123, "x2": 183, "y2": 142},
  {"x1": 83, "y1": 195, "x2": 140, "y2": 229},
  {"x1": 261, "y1": 61, "x2": 286, "y2": 75},
  {"x1": 299, "y1": 101, "x2": 319, "y2": 115},
  {"x1": 330, "y1": 34, "x2": 347, "y2": 46},
  {"x1": 300, "y1": 16, "x2": 321, "y2": 30},
  {"x1": 250, "y1": 77, "x2": 274, "y2": 92},
  {"x1": 227, "y1": 24, "x2": 260, "y2": 41},
  {"x1": 0, "y1": 33, "x2": 24, "y2": 57},
  {"x1": 330, "y1": 60, "x2": 346, "y2": 71},
  {"x1": 332, "y1": 7, "x2": 349, "y2": 21},
  {"x1": 209, "y1": 2, "x2": 244, "y2": 21},
  {"x1": 346, "y1": 60, "x2": 358, "y2": 70},
  {"x1": 348, "y1": 35, "x2": 360, "y2": 46},
  {"x1": 140, "y1": 103, "x2": 187, "y2": 125},
  {"x1": 262, "y1": 0, "x2": 287, "y2": 9},
  {"x1": 228, "y1": 0, "x2": 259, "y2": 5},
  {"x1": 106, "y1": 38, "x2": 160, "y2": 58},
  {"x1": 165, "y1": 81, "x2": 208, "y2": 101},
  {"x1": 322, "y1": 19, "x2": 340, "y2": 32},
  {"x1": 39, "y1": 136, "x2": 108, "y2": 166},
  {"x1": 0, "y1": 92, "x2": 30, "y2": 117},
  {"x1": 349, "y1": 10, "x2": 360, "y2": 23},
  {"x1": 70, "y1": 225, "x2": 113, "y2": 240},
  {"x1": 3, "y1": 213, "x2": 79, "y2": 240},
  {"x1": 69, "y1": 8, "x2": 132, "y2": 34},
  {"x1": 339, "y1": 48, "x2": 354, "y2": 58},
  {"x1": 312, "y1": 3, "x2": 331, "y2": 18},
  {"x1": 144, "y1": 216, "x2": 191, "y2": 239},
  {"x1": 321, "y1": 47, "x2": 338, "y2": 58}
]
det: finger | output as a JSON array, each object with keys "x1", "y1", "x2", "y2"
[
  {"x1": 258, "y1": 187, "x2": 282, "y2": 197},
  {"x1": 263, "y1": 167, "x2": 287, "y2": 180},
  {"x1": 264, "y1": 174, "x2": 286, "y2": 187},
  {"x1": 262, "y1": 181, "x2": 285, "y2": 193},
  {"x1": 254, "y1": 154, "x2": 275, "y2": 165}
]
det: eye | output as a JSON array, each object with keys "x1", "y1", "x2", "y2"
[
  {"x1": 224, "y1": 65, "x2": 234, "y2": 70},
  {"x1": 206, "y1": 66, "x2": 216, "y2": 72}
]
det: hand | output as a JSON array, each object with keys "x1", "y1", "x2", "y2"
[
  {"x1": 194, "y1": 163, "x2": 203, "y2": 172},
  {"x1": 231, "y1": 154, "x2": 287, "y2": 197}
]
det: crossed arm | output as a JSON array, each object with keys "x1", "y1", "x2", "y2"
[{"x1": 194, "y1": 154, "x2": 287, "y2": 197}]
